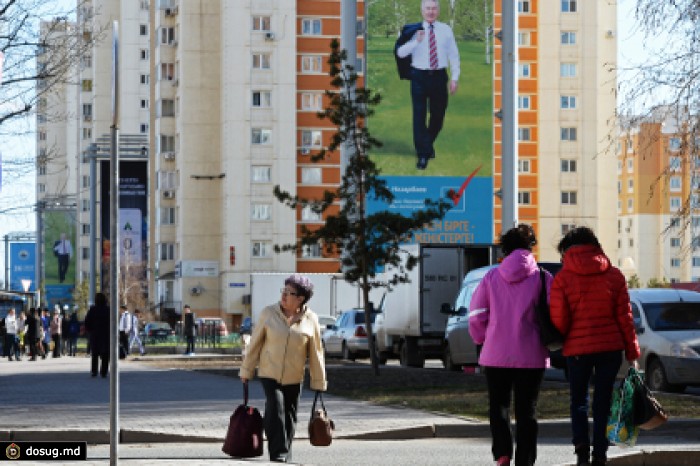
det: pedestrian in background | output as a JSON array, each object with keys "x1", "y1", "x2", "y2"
[
  {"x1": 183, "y1": 305, "x2": 196, "y2": 355},
  {"x1": 85, "y1": 293, "x2": 110, "y2": 378},
  {"x1": 41, "y1": 309, "x2": 50, "y2": 358},
  {"x1": 550, "y1": 227, "x2": 640, "y2": 466},
  {"x1": 67, "y1": 312, "x2": 80, "y2": 357},
  {"x1": 469, "y1": 224, "x2": 552, "y2": 466},
  {"x1": 17, "y1": 311, "x2": 26, "y2": 357},
  {"x1": 118, "y1": 305, "x2": 131, "y2": 359},
  {"x1": 240, "y1": 274, "x2": 327, "y2": 463},
  {"x1": 129, "y1": 309, "x2": 145, "y2": 356},
  {"x1": 25, "y1": 308, "x2": 43, "y2": 361},
  {"x1": 61, "y1": 310, "x2": 71, "y2": 355},
  {"x1": 50, "y1": 309, "x2": 62, "y2": 358},
  {"x1": 4, "y1": 308, "x2": 20, "y2": 361}
]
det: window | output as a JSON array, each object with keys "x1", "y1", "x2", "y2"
[
  {"x1": 80, "y1": 54, "x2": 92, "y2": 69},
  {"x1": 160, "y1": 63, "x2": 175, "y2": 81},
  {"x1": 301, "y1": 130, "x2": 322, "y2": 147},
  {"x1": 627, "y1": 179, "x2": 633, "y2": 193},
  {"x1": 140, "y1": 24, "x2": 148, "y2": 36},
  {"x1": 301, "y1": 55, "x2": 323, "y2": 73},
  {"x1": 670, "y1": 217, "x2": 680, "y2": 228},
  {"x1": 518, "y1": 95, "x2": 531, "y2": 109},
  {"x1": 251, "y1": 204, "x2": 271, "y2": 220},
  {"x1": 301, "y1": 167, "x2": 322, "y2": 184},
  {"x1": 252, "y1": 128, "x2": 272, "y2": 145},
  {"x1": 160, "y1": 99, "x2": 175, "y2": 117},
  {"x1": 617, "y1": 160, "x2": 622, "y2": 174},
  {"x1": 561, "y1": 191, "x2": 577, "y2": 205},
  {"x1": 140, "y1": 123, "x2": 148, "y2": 134},
  {"x1": 669, "y1": 156, "x2": 681, "y2": 172},
  {"x1": 518, "y1": 1, "x2": 530, "y2": 13},
  {"x1": 81, "y1": 199, "x2": 89, "y2": 212},
  {"x1": 670, "y1": 176, "x2": 682, "y2": 192},
  {"x1": 252, "y1": 241, "x2": 270, "y2": 258},
  {"x1": 669, "y1": 137, "x2": 681, "y2": 151},
  {"x1": 160, "y1": 27, "x2": 175, "y2": 44},
  {"x1": 561, "y1": 127, "x2": 577, "y2": 141},
  {"x1": 38, "y1": 183, "x2": 45, "y2": 193},
  {"x1": 301, "y1": 92, "x2": 323, "y2": 111},
  {"x1": 627, "y1": 198, "x2": 633, "y2": 212},
  {"x1": 693, "y1": 257, "x2": 700, "y2": 267},
  {"x1": 518, "y1": 191, "x2": 531, "y2": 205},
  {"x1": 159, "y1": 170, "x2": 178, "y2": 189},
  {"x1": 140, "y1": 99, "x2": 149, "y2": 109},
  {"x1": 251, "y1": 166, "x2": 271, "y2": 182},
  {"x1": 560, "y1": 63, "x2": 577, "y2": 77},
  {"x1": 160, "y1": 134, "x2": 175, "y2": 152},
  {"x1": 561, "y1": 31, "x2": 576, "y2": 44},
  {"x1": 518, "y1": 127, "x2": 531, "y2": 141},
  {"x1": 671, "y1": 238, "x2": 681, "y2": 248},
  {"x1": 518, "y1": 31, "x2": 530, "y2": 46},
  {"x1": 561, "y1": 0, "x2": 577, "y2": 12},
  {"x1": 82, "y1": 128, "x2": 92, "y2": 140},
  {"x1": 671, "y1": 258, "x2": 681, "y2": 268},
  {"x1": 252, "y1": 91, "x2": 272, "y2": 108},
  {"x1": 627, "y1": 158, "x2": 634, "y2": 172},
  {"x1": 37, "y1": 165, "x2": 46, "y2": 176},
  {"x1": 252, "y1": 53, "x2": 271, "y2": 69},
  {"x1": 81, "y1": 247, "x2": 90, "y2": 260},
  {"x1": 518, "y1": 159, "x2": 530, "y2": 173},
  {"x1": 561, "y1": 95, "x2": 577, "y2": 109},
  {"x1": 693, "y1": 216, "x2": 700, "y2": 228},
  {"x1": 670, "y1": 197, "x2": 681, "y2": 210},
  {"x1": 160, "y1": 207, "x2": 176, "y2": 225},
  {"x1": 82, "y1": 79, "x2": 92, "y2": 92},
  {"x1": 518, "y1": 63, "x2": 531, "y2": 78},
  {"x1": 140, "y1": 49, "x2": 149, "y2": 60},
  {"x1": 140, "y1": 74, "x2": 149, "y2": 84},
  {"x1": 82, "y1": 175, "x2": 90, "y2": 188},
  {"x1": 561, "y1": 159, "x2": 577, "y2": 172},
  {"x1": 561, "y1": 224, "x2": 576, "y2": 235},
  {"x1": 159, "y1": 243, "x2": 176, "y2": 261},
  {"x1": 302, "y1": 18, "x2": 322, "y2": 35},
  {"x1": 252, "y1": 16, "x2": 271, "y2": 31},
  {"x1": 83, "y1": 104, "x2": 92, "y2": 118},
  {"x1": 302, "y1": 206, "x2": 323, "y2": 221},
  {"x1": 302, "y1": 244, "x2": 322, "y2": 258}
]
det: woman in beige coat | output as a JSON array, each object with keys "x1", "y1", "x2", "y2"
[{"x1": 240, "y1": 274, "x2": 326, "y2": 463}]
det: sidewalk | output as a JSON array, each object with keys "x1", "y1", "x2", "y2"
[{"x1": 1, "y1": 353, "x2": 699, "y2": 464}]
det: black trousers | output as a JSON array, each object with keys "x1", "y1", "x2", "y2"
[
  {"x1": 185, "y1": 335, "x2": 195, "y2": 353},
  {"x1": 410, "y1": 67, "x2": 449, "y2": 158},
  {"x1": 91, "y1": 350, "x2": 109, "y2": 377},
  {"x1": 52, "y1": 334, "x2": 61, "y2": 357},
  {"x1": 119, "y1": 331, "x2": 129, "y2": 357},
  {"x1": 260, "y1": 378, "x2": 302, "y2": 463},
  {"x1": 485, "y1": 366, "x2": 545, "y2": 466},
  {"x1": 57, "y1": 254, "x2": 70, "y2": 282}
]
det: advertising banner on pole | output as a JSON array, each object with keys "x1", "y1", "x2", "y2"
[{"x1": 10, "y1": 241, "x2": 36, "y2": 291}]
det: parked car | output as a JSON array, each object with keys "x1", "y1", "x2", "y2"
[
  {"x1": 144, "y1": 321, "x2": 174, "y2": 343},
  {"x1": 317, "y1": 315, "x2": 336, "y2": 331},
  {"x1": 441, "y1": 262, "x2": 563, "y2": 371},
  {"x1": 323, "y1": 308, "x2": 380, "y2": 360},
  {"x1": 628, "y1": 288, "x2": 700, "y2": 393},
  {"x1": 196, "y1": 317, "x2": 229, "y2": 337}
]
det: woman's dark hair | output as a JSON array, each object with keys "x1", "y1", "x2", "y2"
[
  {"x1": 557, "y1": 226, "x2": 601, "y2": 255},
  {"x1": 95, "y1": 292, "x2": 107, "y2": 307},
  {"x1": 499, "y1": 224, "x2": 537, "y2": 256},
  {"x1": 284, "y1": 274, "x2": 314, "y2": 306}
]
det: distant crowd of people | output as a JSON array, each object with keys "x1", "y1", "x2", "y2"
[{"x1": 1, "y1": 306, "x2": 81, "y2": 361}]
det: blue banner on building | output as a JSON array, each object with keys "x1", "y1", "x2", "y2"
[{"x1": 10, "y1": 242, "x2": 36, "y2": 291}]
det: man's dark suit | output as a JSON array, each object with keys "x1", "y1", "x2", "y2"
[{"x1": 394, "y1": 23, "x2": 423, "y2": 80}]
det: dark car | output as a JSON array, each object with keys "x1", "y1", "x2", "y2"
[{"x1": 144, "y1": 321, "x2": 173, "y2": 343}]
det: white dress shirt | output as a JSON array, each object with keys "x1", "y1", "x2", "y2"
[{"x1": 396, "y1": 21, "x2": 460, "y2": 81}]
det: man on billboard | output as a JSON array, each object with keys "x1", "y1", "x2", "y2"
[
  {"x1": 53, "y1": 232, "x2": 73, "y2": 283},
  {"x1": 396, "y1": 0, "x2": 460, "y2": 170}
]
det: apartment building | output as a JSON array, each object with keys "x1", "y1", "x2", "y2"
[
  {"x1": 493, "y1": 0, "x2": 619, "y2": 259},
  {"x1": 617, "y1": 110, "x2": 700, "y2": 284}
]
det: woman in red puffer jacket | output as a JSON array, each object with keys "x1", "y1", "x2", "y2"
[{"x1": 550, "y1": 227, "x2": 640, "y2": 466}]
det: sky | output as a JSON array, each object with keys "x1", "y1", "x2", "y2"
[{"x1": 0, "y1": 1, "x2": 656, "y2": 285}]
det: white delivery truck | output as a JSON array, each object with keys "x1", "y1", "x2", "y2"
[{"x1": 375, "y1": 244, "x2": 498, "y2": 367}]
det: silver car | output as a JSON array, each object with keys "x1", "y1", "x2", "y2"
[
  {"x1": 323, "y1": 308, "x2": 378, "y2": 360},
  {"x1": 629, "y1": 288, "x2": 700, "y2": 393}
]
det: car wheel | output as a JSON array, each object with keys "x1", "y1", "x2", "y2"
[
  {"x1": 443, "y1": 345, "x2": 460, "y2": 371},
  {"x1": 378, "y1": 352, "x2": 388, "y2": 365},
  {"x1": 342, "y1": 342, "x2": 355, "y2": 361},
  {"x1": 646, "y1": 358, "x2": 685, "y2": 393}
]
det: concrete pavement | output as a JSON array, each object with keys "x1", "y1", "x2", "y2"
[{"x1": 1, "y1": 353, "x2": 699, "y2": 464}]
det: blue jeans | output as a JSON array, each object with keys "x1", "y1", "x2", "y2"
[{"x1": 567, "y1": 351, "x2": 622, "y2": 460}]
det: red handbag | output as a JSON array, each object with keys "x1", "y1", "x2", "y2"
[{"x1": 222, "y1": 382, "x2": 264, "y2": 458}]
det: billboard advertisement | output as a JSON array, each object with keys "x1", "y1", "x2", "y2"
[
  {"x1": 100, "y1": 160, "x2": 148, "y2": 291},
  {"x1": 9, "y1": 241, "x2": 36, "y2": 292},
  {"x1": 43, "y1": 209, "x2": 77, "y2": 306},
  {"x1": 366, "y1": 0, "x2": 494, "y2": 243}
]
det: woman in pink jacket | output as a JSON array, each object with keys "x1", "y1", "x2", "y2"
[{"x1": 469, "y1": 224, "x2": 553, "y2": 466}]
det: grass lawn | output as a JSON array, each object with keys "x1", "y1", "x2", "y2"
[{"x1": 367, "y1": 36, "x2": 493, "y2": 177}]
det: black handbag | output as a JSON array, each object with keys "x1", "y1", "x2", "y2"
[
  {"x1": 308, "y1": 391, "x2": 334, "y2": 446},
  {"x1": 535, "y1": 268, "x2": 564, "y2": 351},
  {"x1": 222, "y1": 382, "x2": 264, "y2": 458},
  {"x1": 632, "y1": 371, "x2": 668, "y2": 430}
]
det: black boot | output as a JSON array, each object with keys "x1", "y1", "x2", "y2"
[
  {"x1": 591, "y1": 456, "x2": 606, "y2": 466},
  {"x1": 575, "y1": 444, "x2": 590, "y2": 465}
]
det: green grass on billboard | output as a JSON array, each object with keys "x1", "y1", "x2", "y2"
[{"x1": 367, "y1": 37, "x2": 493, "y2": 177}]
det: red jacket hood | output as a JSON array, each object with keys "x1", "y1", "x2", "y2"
[{"x1": 562, "y1": 244, "x2": 610, "y2": 276}]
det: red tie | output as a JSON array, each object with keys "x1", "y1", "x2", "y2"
[{"x1": 429, "y1": 24, "x2": 438, "y2": 70}]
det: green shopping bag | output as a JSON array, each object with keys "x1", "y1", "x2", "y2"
[{"x1": 607, "y1": 367, "x2": 640, "y2": 447}]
